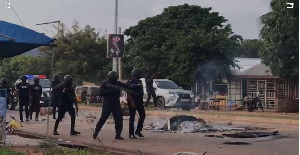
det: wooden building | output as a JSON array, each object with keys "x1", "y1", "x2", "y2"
[{"x1": 229, "y1": 58, "x2": 298, "y2": 111}]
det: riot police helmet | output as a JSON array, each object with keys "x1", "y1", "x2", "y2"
[
  {"x1": 33, "y1": 77, "x2": 40, "y2": 83},
  {"x1": 64, "y1": 75, "x2": 73, "y2": 82},
  {"x1": 1, "y1": 78, "x2": 7, "y2": 83},
  {"x1": 53, "y1": 74, "x2": 59, "y2": 80},
  {"x1": 108, "y1": 71, "x2": 118, "y2": 79},
  {"x1": 131, "y1": 68, "x2": 142, "y2": 77},
  {"x1": 20, "y1": 75, "x2": 27, "y2": 81},
  {"x1": 1, "y1": 78, "x2": 7, "y2": 85}
]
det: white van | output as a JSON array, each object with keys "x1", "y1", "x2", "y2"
[{"x1": 141, "y1": 78, "x2": 195, "y2": 110}]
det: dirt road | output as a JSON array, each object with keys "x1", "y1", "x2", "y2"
[{"x1": 7, "y1": 108, "x2": 299, "y2": 155}]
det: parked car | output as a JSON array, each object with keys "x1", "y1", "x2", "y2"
[
  {"x1": 141, "y1": 78, "x2": 195, "y2": 111},
  {"x1": 75, "y1": 85, "x2": 100, "y2": 104}
]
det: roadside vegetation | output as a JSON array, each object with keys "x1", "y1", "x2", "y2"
[{"x1": 0, "y1": 141, "x2": 111, "y2": 155}]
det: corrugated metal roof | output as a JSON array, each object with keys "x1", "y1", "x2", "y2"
[
  {"x1": 231, "y1": 58, "x2": 274, "y2": 76},
  {"x1": 232, "y1": 57, "x2": 261, "y2": 72},
  {"x1": 242, "y1": 64, "x2": 272, "y2": 76}
]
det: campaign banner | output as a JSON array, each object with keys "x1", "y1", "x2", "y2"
[{"x1": 107, "y1": 34, "x2": 124, "y2": 58}]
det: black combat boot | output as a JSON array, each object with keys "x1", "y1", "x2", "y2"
[
  {"x1": 135, "y1": 131, "x2": 144, "y2": 137},
  {"x1": 129, "y1": 134, "x2": 137, "y2": 139},
  {"x1": 70, "y1": 130, "x2": 80, "y2": 135},
  {"x1": 115, "y1": 134, "x2": 124, "y2": 140},
  {"x1": 53, "y1": 131, "x2": 59, "y2": 135}
]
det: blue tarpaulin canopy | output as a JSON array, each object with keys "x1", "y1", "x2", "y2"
[{"x1": 0, "y1": 20, "x2": 55, "y2": 58}]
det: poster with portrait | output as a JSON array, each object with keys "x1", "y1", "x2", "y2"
[{"x1": 107, "y1": 34, "x2": 124, "y2": 58}]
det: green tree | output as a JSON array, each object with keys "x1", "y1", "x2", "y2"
[
  {"x1": 235, "y1": 39, "x2": 263, "y2": 58},
  {"x1": 40, "y1": 21, "x2": 111, "y2": 85},
  {"x1": 0, "y1": 55, "x2": 46, "y2": 86},
  {"x1": 124, "y1": 4, "x2": 241, "y2": 89},
  {"x1": 259, "y1": 0, "x2": 299, "y2": 82}
]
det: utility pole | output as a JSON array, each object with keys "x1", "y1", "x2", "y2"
[
  {"x1": 113, "y1": 0, "x2": 118, "y2": 71},
  {"x1": 36, "y1": 20, "x2": 60, "y2": 140},
  {"x1": 118, "y1": 27, "x2": 122, "y2": 80}
]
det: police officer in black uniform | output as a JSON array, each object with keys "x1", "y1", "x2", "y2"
[
  {"x1": 0, "y1": 78, "x2": 10, "y2": 107},
  {"x1": 16, "y1": 75, "x2": 30, "y2": 122},
  {"x1": 29, "y1": 77, "x2": 42, "y2": 121},
  {"x1": 144, "y1": 72, "x2": 157, "y2": 107},
  {"x1": 51, "y1": 74, "x2": 63, "y2": 119},
  {"x1": 93, "y1": 71, "x2": 136, "y2": 140},
  {"x1": 128, "y1": 69, "x2": 146, "y2": 139},
  {"x1": 53, "y1": 75, "x2": 80, "y2": 136}
]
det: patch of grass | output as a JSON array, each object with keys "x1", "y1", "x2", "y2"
[
  {"x1": 44, "y1": 146, "x2": 110, "y2": 155},
  {"x1": 0, "y1": 147, "x2": 25, "y2": 155},
  {"x1": 38, "y1": 141, "x2": 57, "y2": 149}
]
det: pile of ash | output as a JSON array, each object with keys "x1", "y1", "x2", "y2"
[{"x1": 145, "y1": 115, "x2": 217, "y2": 133}]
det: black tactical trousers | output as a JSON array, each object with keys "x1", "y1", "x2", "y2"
[
  {"x1": 129, "y1": 103, "x2": 146, "y2": 135},
  {"x1": 30, "y1": 98, "x2": 40, "y2": 119},
  {"x1": 19, "y1": 99, "x2": 29, "y2": 120},
  {"x1": 94, "y1": 103, "x2": 123, "y2": 136},
  {"x1": 54, "y1": 106, "x2": 76, "y2": 132},
  {"x1": 51, "y1": 95, "x2": 61, "y2": 119},
  {"x1": 145, "y1": 89, "x2": 157, "y2": 107}
]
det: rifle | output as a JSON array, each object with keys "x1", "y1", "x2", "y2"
[{"x1": 104, "y1": 83, "x2": 136, "y2": 108}]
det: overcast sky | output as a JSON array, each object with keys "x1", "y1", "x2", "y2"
[{"x1": 1, "y1": 0, "x2": 271, "y2": 39}]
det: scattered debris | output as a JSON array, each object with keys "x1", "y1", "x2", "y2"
[
  {"x1": 216, "y1": 135, "x2": 225, "y2": 138},
  {"x1": 219, "y1": 146, "x2": 222, "y2": 148},
  {"x1": 146, "y1": 116, "x2": 272, "y2": 134},
  {"x1": 205, "y1": 135, "x2": 224, "y2": 138},
  {"x1": 234, "y1": 106, "x2": 245, "y2": 111},
  {"x1": 173, "y1": 152, "x2": 199, "y2": 155},
  {"x1": 238, "y1": 126, "x2": 268, "y2": 131},
  {"x1": 223, "y1": 141, "x2": 251, "y2": 145},
  {"x1": 178, "y1": 121, "x2": 216, "y2": 133},
  {"x1": 223, "y1": 131, "x2": 279, "y2": 138},
  {"x1": 85, "y1": 115, "x2": 96, "y2": 119},
  {"x1": 205, "y1": 135, "x2": 215, "y2": 137},
  {"x1": 170, "y1": 115, "x2": 206, "y2": 131}
]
